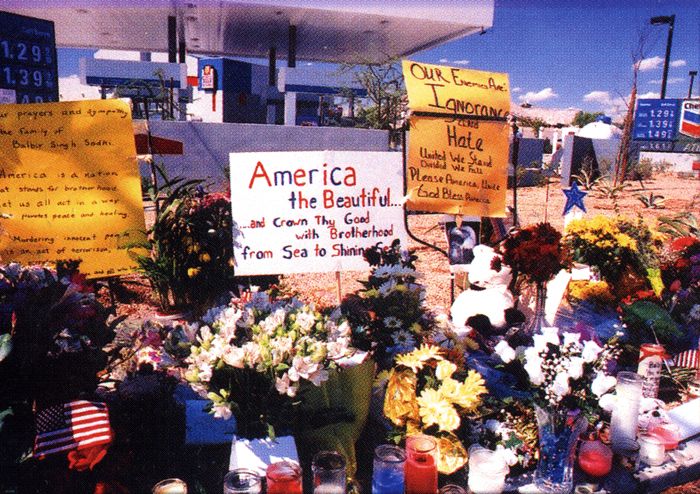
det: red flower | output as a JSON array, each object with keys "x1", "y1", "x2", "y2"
[
  {"x1": 67, "y1": 444, "x2": 109, "y2": 471},
  {"x1": 669, "y1": 279, "x2": 682, "y2": 293},
  {"x1": 671, "y1": 236, "x2": 699, "y2": 253}
]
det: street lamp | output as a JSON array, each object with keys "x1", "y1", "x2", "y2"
[
  {"x1": 690, "y1": 70, "x2": 698, "y2": 98},
  {"x1": 650, "y1": 14, "x2": 675, "y2": 99}
]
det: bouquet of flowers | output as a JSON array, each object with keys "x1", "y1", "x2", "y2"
[
  {"x1": 660, "y1": 236, "x2": 700, "y2": 333},
  {"x1": 500, "y1": 222, "x2": 569, "y2": 286},
  {"x1": 564, "y1": 215, "x2": 664, "y2": 298},
  {"x1": 493, "y1": 327, "x2": 620, "y2": 422},
  {"x1": 183, "y1": 292, "x2": 359, "y2": 438},
  {"x1": 383, "y1": 344, "x2": 487, "y2": 474},
  {"x1": 342, "y1": 240, "x2": 436, "y2": 369}
]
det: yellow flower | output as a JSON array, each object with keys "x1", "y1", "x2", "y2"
[
  {"x1": 451, "y1": 370, "x2": 487, "y2": 412},
  {"x1": 435, "y1": 360, "x2": 457, "y2": 381},
  {"x1": 413, "y1": 344, "x2": 444, "y2": 363},
  {"x1": 187, "y1": 267, "x2": 201, "y2": 278},
  {"x1": 417, "y1": 388, "x2": 460, "y2": 432},
  {"x1": 436, "y1": 434, "x2": 468, "y2": 475},
  {"x1": 395, "y1": 352, "x2": 424, "y2": 373},
  {"x1": 199, "y1": 252, "x2": 212, "y2": 263},
  {"x1": 384, "y1": 369, "x2": 420, "y2": 426}
]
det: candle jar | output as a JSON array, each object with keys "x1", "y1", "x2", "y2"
[
  {"x1": 648, "y1": 423, "x2": 681, "y2": 451},
  {"x1": 152, "y1": 478, "x2": 188, "y2": 494},
  {"x1": 638, "y1": 434, "x2": 666, "y2": 466},
  {"x1": 577, "y1": 439, "x2": 613, "y2": 478},
  {"x1": 372, "y1": 444, "x2": 406, "y2": 494},
  {"x1": 223, "y1": 469, "x2": 262, "y2": 494},
  {"x1": 405, "y1": 434, "x2": 438, "y2": 494},
  {"x1": 467, "y1": 446, "x2": 508, "y2": 494},
  {"x1": 610, "y1": 371, "x2": 644, "y2": 453},
  {"x1": 439, "y1": 485, "x2": 468, "y2": 493},
  {"x1": 312, "y1": 450, "x2": 347, "y2": 494},
  {"x1": 266, "y1": 461, "x2": 302, "y2": 494}
]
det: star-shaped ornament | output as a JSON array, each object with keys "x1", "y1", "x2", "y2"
[{"x1": 562, "y1": 182, "x2": 587, "y2": 216}]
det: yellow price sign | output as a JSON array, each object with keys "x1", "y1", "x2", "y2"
[
  {"x1": 0, "y1": 99, "x2": 146, "y2": 278},
  {"x1": 406, "y1": 116, "x2": 509, "y2": 216},
  {"x1": 402, "y1": 60, "x2": 510, "y2": 118}
]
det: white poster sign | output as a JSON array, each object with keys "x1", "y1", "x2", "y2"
[{"x1": 230, "y1": 151, "x2": 408, "y2": 275}]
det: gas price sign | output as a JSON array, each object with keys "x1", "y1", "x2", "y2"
[
  {"x1": 0, "y1": 11, "x2": 58, "y2": 104},
  {"x1": 633, "y1": 99, "x2": 680, "y2": 141}
]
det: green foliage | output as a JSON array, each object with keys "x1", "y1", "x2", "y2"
[
  {"x1": 620, "y1": 300, "x2": 683, "y2": 350},
  {"x1": 635, "y1": 192, "x2": 666, "y2": 209},
  {"x1": 517, "y1": 116, "x2": 548, "y2": 135},
  {"x1": 657, "y1": 212, "x2": 699, "y2": 239},
  {"x1": 571, "y1": 111, "x2": 604, "y2": 128}
]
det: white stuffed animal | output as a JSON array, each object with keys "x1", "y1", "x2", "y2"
[{"x1": 450, "y1": 245, "x2": 515, "y2": 336}]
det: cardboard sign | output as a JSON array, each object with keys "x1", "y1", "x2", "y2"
[
  {"x1": 230, "y1": 151, "x2": 408, "y2": 275},
  {"x1": 406, "y1": 116, "x2": 509, "y2": 216},
  {"x1": 0, "y1": 99, "x2": 145, "y2": 278},
  {"x1": 402, "y1": 60, "x2": 510, "y2": 118}
]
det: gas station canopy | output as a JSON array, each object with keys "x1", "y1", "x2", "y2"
[{"x1": 3, "y1": 0, "x2": 494, "y2": 64}]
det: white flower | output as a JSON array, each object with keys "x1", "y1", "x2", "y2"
[
  {"x1": 275, "y1": 372, "x2": 298, "y2": 397},
  {"x1": 288, "y1": 356, "x2": 320, "y2": 382},
  {"x1": 295, "y1": 309, "x2": 317, "y2": 333},
  {"x1": 327, "y1": 338, "x2": 351, "y2": 360},
  {"x1": 591, "y1": 372, "x2": 617, "y2": 396},
  {"x1": 562, "y1": 331, "x2": 581, "y2": 347},
  {"x1": 552, "y1": 372, "x2": 570, "y2": 398},
  {"x1": 494, "y1": 340, "x2": 516, "y2": 363},
  {"x1": 690, "y1": 304, "x2": 700, "y2": 321},
  {"x1": 567, "y1": 356, "x2": 585, "y2": 380},
  {"x1": 485, "y1": 419, "x2": 502, "y2": 433},
  {"x1": 212, "y1": 404, "x2": 233, "y2": 420},
  {"x1": 524, "y1": 357, "x2": 545, "y2": 386},
  {"x1": 582, "y1": 340, "x2": 603, "y2": 363},
  {"x1": 495, "y1": 444, "x2": 519, "y2": 467},
  {"x1": 222, "y1": 346, "x2": 246, "y2": 368},
  {"x1": 307, "y1": 368, "x2": 329, "y2": 387},
  {"x1": 599, "y1": 392, "x2": 617, "y2": 413},
  {"x1": 533, "y1": 327, "x2": 559, "y2": 351}
]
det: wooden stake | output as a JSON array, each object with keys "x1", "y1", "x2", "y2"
[{"x1": 335, "y1": 271, "x2": 342, "y2": 305}]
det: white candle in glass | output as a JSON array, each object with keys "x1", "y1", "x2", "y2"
[
  {"x1": 467, "y1": 447, "x2": 508, "y2": 494},
  {"x1": 638, "y1": 434, "x2": 665, "y2": 466},
  {"x1": 610, "y1": 371, "x2": 644, "y2": 452}
]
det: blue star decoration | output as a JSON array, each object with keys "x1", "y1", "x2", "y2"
[{"x1": 562, "y1": 182, "x2": 587, "y2": 216}]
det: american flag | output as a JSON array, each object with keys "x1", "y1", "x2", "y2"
[
  {"x1": 674, "y1": 349, "x2": 699, "y2": 370},
  {"x1": 34, "y1": 400, "x2": 112, "y2": 458}
]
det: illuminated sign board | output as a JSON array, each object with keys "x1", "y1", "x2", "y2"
[
  {"x1": 633, "y1": 99, "x2": 680, "y2": 141},
  {"x1": 0, "y1": 11, "x2": 58, "y2": 104}
]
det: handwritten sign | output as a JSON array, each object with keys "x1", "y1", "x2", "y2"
[
  {"x1": 230, "y1": 151, "x2": 408, "y2": 275},
  {"x1": 402, "y1": 60, "x2": 510, "y2": 118},
  {"x1": 406, "y1": 116, "x2": 509, "y2": 216},
  {"x1": 0, "y1": 99, "x2": 145, "y2": 277}
]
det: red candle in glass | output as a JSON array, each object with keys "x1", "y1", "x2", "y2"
[
  {"x1": 266, "y1": 461, "x2": 303, "y2": 494},
  {"x1": 648, "y1": 423, "x2": 681, "y2": 451},
  {"x1": 577, "y1": 439, "x2": 613, "y2": 478},
  {"x1": 405, "y1": 435, "x2": 438, "y2": 494}
]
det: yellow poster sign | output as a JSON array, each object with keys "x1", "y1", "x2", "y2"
[
  {"x1": 0, "y1": 99, "x2": 145, "y2": 277},
  {"x1": 406, "y1": 116, "x2": 509, "y2": 217},
  {"x1": 402, "y1": 60, "x2": 510, "y2": 118}
]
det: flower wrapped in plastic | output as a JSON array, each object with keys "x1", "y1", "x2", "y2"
[{"x1": 383, "y1": 344, "x2": 487, "y2": 474}]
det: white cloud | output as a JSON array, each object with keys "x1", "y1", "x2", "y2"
[
  {"x1": 638, "y1": 91, "x2": 660, "y2": 99},
  {"x1": 512, "y1": 87, "x2": 521, "y2": 93},
  {"x1": 58, "y1": 74, "x2": 101, "y2": 101},
  {"x1": 453, "y1": 60, "x2": 470, "y2": 66},
  {"x1": 439, "y1": 58, "x2": 449, "y2": 63},
  {"x1": 671, "y1": 59, "x2": 686, "y2": 68},
  {"x1": 583, "y1": 90, "x2": 612, "y2": 105},
  {"x1": 648, "y1": 77, "x2": 684, "y2": 85},
  {"x1": 636, "y1": 56, "x2": 663, "y2": 71},
  {"x1": 518, "y1": 87, "x2": 557, "y2": 102}
]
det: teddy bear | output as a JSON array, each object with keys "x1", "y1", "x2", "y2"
[{"x1": 450, "y1": 244, "x2": 518, "y2": 338}]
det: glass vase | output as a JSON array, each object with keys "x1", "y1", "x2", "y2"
[
  {"x1": 525, "y1": 282, "x2": 548, "y2": 335},
  {"x1": 534, "y1": 406, "x2": 587, "y2": 494}
]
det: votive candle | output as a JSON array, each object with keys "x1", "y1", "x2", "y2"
[
  {"x1": 467, "y1": 447, "x2": 508, "y2": 494},
  {"x1": 610, "y1": 371, "x2": 644, "y2": 453},
  {"x1": 405, "y1": 435, "x2": 438, "y2": 494},
  {"x1": 266, "y1": 461, "x2": 302, "y2": 494},
  {"x1": 648, "y1": 423, "x2": 681, "y2": 450},
  {"x1": 638, "y1": 434, "x2": 665, "y2": 466},
  {"x1": 372, "y1": 444, "x2": 406, "y2": 494}
]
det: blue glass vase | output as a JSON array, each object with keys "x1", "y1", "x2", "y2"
[{"x1": 534, "y1": 405, "x2": 587, "y2": 494}]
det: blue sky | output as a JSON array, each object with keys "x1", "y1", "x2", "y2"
[
  {"x1": 57, "y1": 0, "x2": 699, "y2": 120},
  {"x1": 415, "y1": 0, "x2": 700, "y2": 118}
]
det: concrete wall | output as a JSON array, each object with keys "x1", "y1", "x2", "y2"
[
  {"x1": 145, "y1": 121, "x2": 391, "y2": 188},
  {"x1": 639, "y1": 152, "x2": 700, "y2": 173}
]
